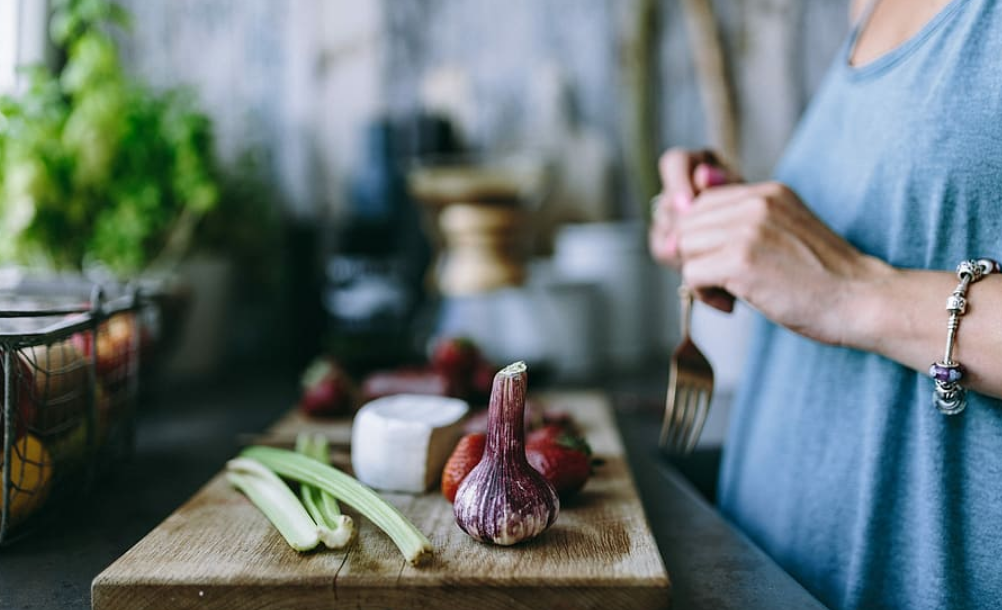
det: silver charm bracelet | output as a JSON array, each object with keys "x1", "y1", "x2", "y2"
[{"x1": 929, "y1": 258, "x2": 1000, "y2": 415}]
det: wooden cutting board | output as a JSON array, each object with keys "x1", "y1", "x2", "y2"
[{"x1": 92, "y1": 391, "x2": 670, "y2": 610}]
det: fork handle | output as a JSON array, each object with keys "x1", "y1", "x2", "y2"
[{"x1": 678, "y1": 285, "x2": 695, "y2": 336}]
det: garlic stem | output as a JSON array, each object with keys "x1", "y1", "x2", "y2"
[{"x1": 485, "y1": 361, "x2": 528, "y2": 462}]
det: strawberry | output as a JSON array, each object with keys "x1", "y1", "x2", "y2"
[
  {"x1": 467, "y1": 358, "x2": 496, "y2": 404},
  {"x1": 526, "y1": 433, "x2": 593, "y2": 499},
  {"x1": 299, "y1": 356, "x2": 357, "y2": 417},
  {"x1": 441, "y1": 433, "x2": 487, "y2": 503},
  {"x1": 430, "y1": 336, "x2": 482, "y2": 380},
  {"x1": 526, "y1": 423, "x2": 577, "y2": 446},
  {"x1": 444, "y1": 428, "x2": 595, "y2": 502},
  {"x1": 540, "y1": 410, "x2": 578, "y2": 433}
]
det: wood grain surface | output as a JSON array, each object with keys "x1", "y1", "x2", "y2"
[{"x1": 92, "y1": 391, "x2": 669, "y2": 610}]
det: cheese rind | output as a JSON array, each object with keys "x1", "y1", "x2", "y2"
[{"x1": 350, "y1": 394, "x2": 470, "y2": 493}]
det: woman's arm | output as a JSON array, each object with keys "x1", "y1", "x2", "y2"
[
  {"x1": 674, "y1": 180, "x2": 1002, "y2": 400},
  {"x1": 849, "y1": 269, "x2": 1002, "y2": 398}
]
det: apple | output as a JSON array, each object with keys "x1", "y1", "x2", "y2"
[
  {"x1": 0, "y1": 354, "x2": 35, "y2": 446},
  {"x1": 71, "y1": 312, "x2": 141, "y2": 387},
  {"x1": 46, "y1": 419, "x2": 88, "y2": 468},
  {"x1": 19, "y1": 340, "x2": 88, "y2": 437}
]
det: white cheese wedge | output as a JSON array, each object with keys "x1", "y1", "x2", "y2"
[{"x1": 350, "y1": 394, "x2": 470, "y2": 493}]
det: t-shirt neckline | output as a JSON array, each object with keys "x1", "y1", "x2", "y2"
[{"x1": 843, "y1": 0, "x2": 968, "y2": 80}]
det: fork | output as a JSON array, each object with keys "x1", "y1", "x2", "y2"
[{"x1": 659, "y1": 285, "x2": 715, "y2": 456}]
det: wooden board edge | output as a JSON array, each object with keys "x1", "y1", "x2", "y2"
[{"x1": 92, "y1": 582, "x2": 670, "y2": 610}]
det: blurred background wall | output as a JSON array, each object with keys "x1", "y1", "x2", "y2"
[
  {"x1": 114, "y1": 0, "x2": 849, "y2": 217},
  {"x1": 106, "y1": 0, "x2": 851, "y2": 436}
]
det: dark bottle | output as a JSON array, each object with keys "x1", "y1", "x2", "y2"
[{"x1": 322, "y1": 116, "x2": 448, "y2": 372}]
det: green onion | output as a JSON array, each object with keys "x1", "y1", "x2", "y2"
[
  {"x1": 241, "y1": 445, "x2": 433, "y2": 565},
  {"x1": 226, "y1": 457, "x2": 320, "y2": 552},
  {"x1": 295, "y1": 433, "x2": 355, "y2": 549}
]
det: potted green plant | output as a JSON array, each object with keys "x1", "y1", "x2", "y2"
[{"x1": 0, "y1": 0, "x2": 219, "y2": 278}]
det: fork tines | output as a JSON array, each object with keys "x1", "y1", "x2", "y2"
[{"x1": 658, "y1": 287, "x2": 715, "y2": 456}]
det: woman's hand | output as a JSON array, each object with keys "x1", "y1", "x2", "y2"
[
  {"x1": 650, "y1": 155, "x2": 1002, "y2": 398},
  {"x1": 648, "y1": 147, "x2": 742, "y2": 311},
  {"x1": 676, "y1": 180, "x2": 892, "y2": 345},
  {"x1": 648, "y1": 148, "x2": 741, "y2": 269}
]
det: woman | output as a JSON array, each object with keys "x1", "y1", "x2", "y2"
[{"x1": 649, "y1": 0, "x2": 1002, "y2": 608}]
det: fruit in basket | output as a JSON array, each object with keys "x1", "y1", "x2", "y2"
[
  {"x1": 0, "y1": 353, "x2": 35, "y2": 445},
  {"x1": 70, "y1": 313, "x2": 140, "y2": 384},
  {"x1": 46, "y1": 419, "x2": 88, "y2": 467},
  {"x1": 298, "y1": 356, "x2": 358, "y2": 417},
  {"x1": 0, "y1": 433, "x2": 53, "y2": 527},
  {"x1": 93, "y1": 382, "x2": 114, "y2": 445},
  {"x1": 20, "y1": 341, "x2": 88, "y2": 436}
]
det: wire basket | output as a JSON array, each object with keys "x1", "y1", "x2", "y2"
[{"x1": 0, "y1": 282, "x2": 149, "y2": 545}]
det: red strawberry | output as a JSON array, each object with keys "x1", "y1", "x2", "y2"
[
  {"x1": 526, "y1": 434, "x2": 593, "y2": 498},
  {"x1": 526, "y1": 423, "x2": 574, "y2": 446},
  {"x1": 431, "y1": 336, "x2": 481, "y2": 375},
  {"x1": 430, "y1": 337, "x2": 484, "y2": 397},
  {"x1": 540, "y1": 410, "x2": 578, "y2": 433},
  {"x1": 468, "y1": 358, "x2": 496, "y2": 404},
  {"x1": 441, "y1": 433, "x2": 487, "y2": 502},
  {"x1": 299, "y1": 356, "x2": 357, "y2": 417}
]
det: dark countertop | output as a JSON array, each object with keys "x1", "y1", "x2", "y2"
[
  {"x1": 614, "y1": 397, "x2": 825, "y2": 610},
  {"x1": 0, "y1": 369, "x2": 824, "y2": 610}
]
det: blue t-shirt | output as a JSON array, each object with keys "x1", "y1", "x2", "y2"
[{"x1": 717, "y1": 1, "x2": 1002, "y2": 608}]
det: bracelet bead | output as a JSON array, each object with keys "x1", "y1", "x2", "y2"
[
  {"x1": 931, "y1": 257, "x2": 1000, "y2": 415},
  {"x1": 946, "y1": 294, "x2": 967, "y2": 313},
  {"x1": 929, "y1": 362, "x2": 964, "y2": 383}
]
